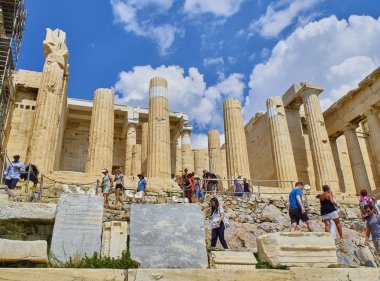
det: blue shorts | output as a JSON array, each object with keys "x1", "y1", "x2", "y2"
[{"x1": 6, "y1": 178, "x2": 19, "y2": 189}]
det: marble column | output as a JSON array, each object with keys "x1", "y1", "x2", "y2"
[
  {"x1": 181, "y1": 125, "x2": 194, "y2": 172},
  {"x1": 141, "y1": 122, "x2": 148, "y2": 175},
  {"x1": 330, "y1": 138, "x2": 347, "y2": 193},
  {"x1": 208, "y1": 130, "x2": 221, "y2": 176},
  {"x1": 266, "y1": 97, "x2": 298, "y2": 188},
  {"x1": 85, "y1": 88, "x2": 115, "y2": 173},
  {"x1": 27, "y1": 29, "x2": 69, "y2": 173},
  {"x1": 131, "y1": 144, "x2": 142, "y2": 176},
  {"x1": 175, "y1": 135, "x2": 182, "y2": 176},
  {"x1": 301, "y1": 89, "x2": 339, "y2": 192},
  {"x1": 194, "y1": 149, "x2": 209, "y2": 176},
  {"x1": 365, "y1": 108, "x2": 380, "y2": 183},
  {"x1": 344, "y1": 124, "x2": 371, "y2": 194},
  {"x1": 147, "y1": 77, "x2": 171, "y2": 179},
  {"x1": 223, "y1": 98, "x2": 250, "y2": 180},
  {"x1": 124, "y1": 121, "x2": 137, "y2": 176}
]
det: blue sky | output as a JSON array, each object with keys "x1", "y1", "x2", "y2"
[{"x1": 18, "y1": 0, "x2": 380, "y2": 148}]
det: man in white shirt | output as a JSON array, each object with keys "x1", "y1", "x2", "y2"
[{"x1": 4, "y1": 153, "x2": 25, "y2": 190}]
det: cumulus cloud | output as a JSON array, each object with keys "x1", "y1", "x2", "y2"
[
  {"x1": 244, "y1": 15, "x2": 380, "y2": 121},
  {"x1": 184, "y1": 0, "x2": 245, "y2": 17},
  {"x1": 249, "y1": 0, "x2": 322, "y2": 38},
  {"x1": 113, "y1": 65, "x2": 245, "y2": 131},
  {"x1": 191, "y1": 133, "x2": 209, "y2": 149},
  {"x1": 110, "y1": 0, "x2": 181, "y2": 55}
]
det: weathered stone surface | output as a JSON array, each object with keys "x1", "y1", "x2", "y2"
[
  {"x1": 51, "y1": 194, "x2": 103, "y2": 262},
  {"x1": 257, "y1": 232, "x2": 338, "y2": 268},
  {"x1": 0, "y1": 201, "x2": 56, "y2": 222},
  {"x1": 101, "y1": 221, "x2": 128, "y2": 258},
  {"x1": 129, "y1": 269, "x2": 294, "y2": 281},
  {"x1": 290, "y1": 267, "x2": 380, "y2": 281},
  {"x1": 0, "y1": 239, "x2": 47, "y2": 263},
  {"x1": 130, "y1": 204, "x2": 208, "y2": 268},
  {"x1": 210, "y1": 251, "x2": 257, "y2": 269},
  {"x1": 0, "y1": 269, "x2": 126, "y2": 281},
  {"x1": 336, "y1": 239, "x2": 380, "y2": 268}
]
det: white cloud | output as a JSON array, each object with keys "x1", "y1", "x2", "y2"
[
  {"x1": 184, "y1": 0, "x2": 245, "y2": 17},
  {"x1": 110, "y1": 0, "x2": 181, "y2": 55},
  {"x1": 203, "y1": 57, "x2": 224, "y2": 67},
  {"x1": 191, "y1": 133, "x2": 209, "y2": 149},
  {"x1": 244, "y1": 15, "x2": 380, "y2": 121},
  {"x1": 249, "y1": 0, "x2": 322, "y2": 38},
  {"x1": 113, "y1": 65, "x2": 245, "y2": 131}
]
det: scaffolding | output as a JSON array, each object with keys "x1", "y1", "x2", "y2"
[{"x1": 0, "y1": 0, "x2": 26, "y2": 152}]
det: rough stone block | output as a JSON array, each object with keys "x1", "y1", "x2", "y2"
[
  {"x1": 130, "y1": 204, "x2": 208, "y2": 268},
  {"x1": 211, "y1": 251, "x2": 257, "y2": 269},
  {"x1": 290, "y1": 267, "x2": 380, "y2": 281},
  {"x1": 257, "y1": 232, "x2": 338, "y2": 268},
  {"x1": 101, "y1": 221, "x2": 128, "y2": 258},
  {"x1": 0, "y1": 239, "x2": 47, "y2": 263},
  {"x1": 0, "y1": 201, "x2": 56, "y2": 222},
  {"x1": 50, "y1": 194, "x2": 103, "y2": 262}
]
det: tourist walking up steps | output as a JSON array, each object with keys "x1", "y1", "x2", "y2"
[
  {"x1": 209, "y1": 197, "x2": 228, "y2": 250},
  {"x1": 114, "y1": 169, "x2": 125, "y2": 205},
  {"x1": 137, "y1": 174, "x2": 147, "y2": 193},
  {"x1": 4, "y1": 153, "x2": 25, "y2": 190},
  {"x1": 364, "y1": 204, "x2": 380, "y2": 255},
  {"x1": 319, "y1": 185, "x2": 343, "y2": 239},
  {"x1": 289, "y1": 182, "x2": 313, "y2": 232},
  {"x1": 101, "y1": 169, "x2": 113, "y2": 207}
]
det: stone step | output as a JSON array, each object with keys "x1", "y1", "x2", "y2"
[{"x1": 211, "y1": 251, "x2": 257, "y2": 269}]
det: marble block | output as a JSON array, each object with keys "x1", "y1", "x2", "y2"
[{"x1": 130, "y1": 204, "x2": 208, "y2": 268}]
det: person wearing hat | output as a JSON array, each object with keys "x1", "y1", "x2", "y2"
[
  {"x1": 4, "y1": 153, "x2": 25, "y2": 190},
  {"x1": 137, "y1": 174, "x2": 147, "y2": 193},
  {"x1": 101, "y1": 169, "x2": 113, "y2": 207}
]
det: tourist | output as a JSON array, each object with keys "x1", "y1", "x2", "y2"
[
  {"x1": 114, "y1": 169, "x2": 125, "y2": 205},
  {"x1": 209, "y1": 197, "x2": 228, "y2": 250},
  {"x1": 289, "y1": 182, "x2": 313, "y2": 232},
  {"x1": 234, "y1": 176, "x2": 243, "y2": 197},
  {"x1": 243, "y1": 178, "x2": 251, "y2": 198},
  {"x1": 183, "y1": 174, "x2": 193, "y2": 203},
  {"x1": 359, "y1": 189, "x2": 377, "y2": 220},
  {"x1": 194, "y1": 175, "x2": 204, "y2": 201},
  {"x1": 203, "y1": 169, "x2": 217, "y2": 194},
  {"x1": 318, "y1": 185, "x2": 343, "y2": 239},
  {"x1": 137, "y1": 174, "x2": 147, "y2": 194},
  {"x1": 364, "y1": 204, "x2": 380, "y2": 254},
  {"x1": 4, "y1": 153, "x2": 25, "y2": 190},
  {"x1": 180, "y1": 168, "x2": 188, "y2": 189},
  {"x1": 101, "y1": 169, "x2": 113, "y2": 207}
]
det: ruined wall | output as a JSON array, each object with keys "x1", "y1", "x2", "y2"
[{"x1": 245, "y1": 113, "x2": 275, "y2": 184}]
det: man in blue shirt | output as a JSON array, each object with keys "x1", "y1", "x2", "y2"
[
  {"x1": 289, "y1": 182, "x2": 313, "y2": 232},
  {"x1": 4, "y1": 154, "x2": 25, "y2": 190},
  {"x1": 137, "y1": 174, "x2": 147, "y2": 193}
]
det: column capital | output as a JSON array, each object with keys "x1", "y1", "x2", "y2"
[{"x1": 364, "y1": 107, "x2": 380, "y2": 117}]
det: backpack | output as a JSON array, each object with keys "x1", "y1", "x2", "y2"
[{"x1": 210, "y1": 173, "x2": 217, "y2": 184}]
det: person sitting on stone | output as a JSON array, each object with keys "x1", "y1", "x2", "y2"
[
  {"x1": 4, "y1": 153, "x2": 25, "y2": 190},
  {"x1": 137, "y1": 174, "x2": 147, "y2": 194},
  {"x1": 364, "y1": 204, "x2": 380, "y2": 255},
  {"x1": 114, "y1": 169, "x2": 125, "y2": 206},
  {"x1": 101, "y1": 169, "x2": 113, "y2": 207},
  {"x1": 209, "y1": 197, "x2": 228, "y2": 250},
  {"x1": 234, "y1": 176, "x2": 243, "y2": 197},
  {"x1": 319, "y1": 185, "x2": 343, "y2": 239},
  {"x1": 288, "y1": 182, "x2": 313, "y2": 232}
]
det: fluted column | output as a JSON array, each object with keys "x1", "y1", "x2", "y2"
[
  {"x1": 141, "y1": 122, "x2": 148, "y2": 175},
  {"x1": 301, "y1": 90, "x2": 339, "y2": 192},
  {"x1": 131, "y1": 144, "x2": 141, "y2": 176},
  {"x1": 147, "y1": 77, "x2": 171, "y2": 179},
  {"x1": 27, "y1": 29, "x2": 69, "y2": 173},
  {"x1": 124, "y1": 122, "x2": 137, "y2": 176},
  {"x1": 223, "y1": 98, "x2": 250, "y2": 180},
  {"x1": 266, "y1": 97, "x2": 298, "y2": 188},
  {"x1": 85, "y1": 88, "x2": 115, "y2": 173},
  {"x1": 175, "y1": 135, "x2": 182, "y2": 176},
  {"x1": 344, "y1": 124, "x2": 371, "y2": 194},
  {"x1": 330, "y1": 138, "x2": 347, "y2": 193},
  {"x1": 181, "y1": 125, "x2": 194, "y2": 172},
  {"x1": 194, "y1": 149, "x2": 209, "y2": 176},
  {"x1": 365, "y1": 108, "x2": 380, "y2": 184},
  {"x1": 208, "y1": 130, "x2": 221, "y2": 176}
]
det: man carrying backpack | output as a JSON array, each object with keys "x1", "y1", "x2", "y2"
[{"x1": 364, "y1": 204, "x2": 380, "y2": 255}]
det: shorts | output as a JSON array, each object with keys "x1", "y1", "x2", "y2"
[
  {"x1": 115, "y1": 184, "x2": 123, "y2": 189},
  {"x1": 322, "y1": 210, "x2": 339, "y2": 221},
  {"x1": 289, "y1": 208, "x2": 310, "y2": 225},
  {"x1": 6, "y1": 178, "x2": 19, "y2": 189},
  {"x1": 103, "y1": 186, "x2": 111, "y2": 194}
]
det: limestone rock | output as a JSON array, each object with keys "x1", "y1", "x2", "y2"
[
  {"x1": 0, "y1": 201, "x2": 56, "y2": 222},
  {"x1": 257, "y1": 232, "x2": 338, "y2": 268},
  {"x1": 336, "y1": 239, "x2": 379, "y2": 268},
  {"x1": 101, "y1": 221, "x2": 128, "y2": 258},
  {"x1": 130, "y1": 204, "x2": 208, "y2": 268},
  {"x1": 210, "y1": 251, "x2": 257, "y2": 269},
  {"x1": 290, "y1": 267, "x2": 380, "y2": 281},
  {"x1": 0, "y1": 239, "x2": 47, "y2": 263}
]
